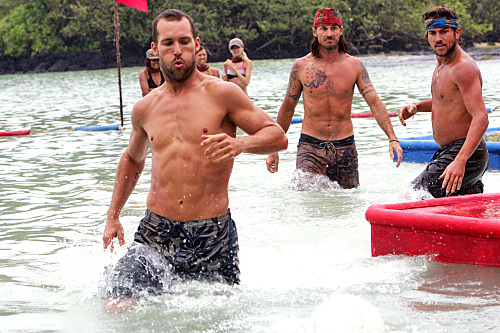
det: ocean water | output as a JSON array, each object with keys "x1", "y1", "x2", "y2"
[{"x1": 0, "y1": 52, "x2": 499, "y2": 332}]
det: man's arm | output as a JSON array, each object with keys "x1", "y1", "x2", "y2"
[
  {"x1": 103, "y1": 103, "x2": 150, "y2": 252},
  {"x1": 265, "y1": 60, "x2": 303, "y2": 173},
  {"x1": 277, "y1": 60, "x2": 302, "y2": 133},
  {"x1": 440, "y1": 63, "x2": 489, "y2": 194},
  {"x1": 201, "y1": 82, "x2": 287, "y2": 163},
  {"x1": 357, "y1": 61, "x2": 403, "y2": 167},
  {"x1": 399, "y1": 99, "x2": 432, "y2": 126}
]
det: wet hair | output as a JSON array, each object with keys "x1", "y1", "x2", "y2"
[
  {"x1": 152, "y1": 9, "x2": 197, "y2": 44},
  {"x1": 310, "y1": 33, "x2": 349, "y2": 58},
  {"x1": 422, "y1": 6, "x2": 462, "y2": 43},
  {"x1": 422, "y1": 5, "x2": 458, "y2": 22}
]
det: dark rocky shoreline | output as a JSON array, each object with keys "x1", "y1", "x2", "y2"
[
  {"x1": 0, "y1": 49, "x2": 145, "y2": 75},
  {"x1": 1, "y1": 45, "x2": 498, "y2": 76}
]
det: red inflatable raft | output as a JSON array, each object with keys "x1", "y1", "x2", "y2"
[{"x1": 365, "y1": 193, "x2": 500, "y2": 268}]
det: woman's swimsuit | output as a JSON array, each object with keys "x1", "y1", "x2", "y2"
[
  {"x1": 148, "y1": 71, "x2": 165, "y2": 88},
  {"x1": 227, "y1": 59, "x2": 246, "y2": 79}
]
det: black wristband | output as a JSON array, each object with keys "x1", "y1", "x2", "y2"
[{"x1": 389, "y1": 139, "x2": 399, "y2": 143}]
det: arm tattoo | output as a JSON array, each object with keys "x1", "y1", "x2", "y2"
[
  {"x1": 303, "y1": 63, "x2": 326, "y2": 89},
  {"x1": 131, "y1": 172, "x2": 141, "y2": 187},
  {"x1": 286, "y1": 62, "x2": 301, "y2": 100},
  {"x1": 360, "y1": 84, "x2": 375, "y2": 97},
  {"x1": 361, "y1": 62, "x2": 372, "y2": 84}
]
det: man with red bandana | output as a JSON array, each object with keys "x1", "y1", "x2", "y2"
[
  {"x1": 399, "y1": 6, "x2": 489, "y2": 198},
  {"x1": 266, "y1": 8, "x2": 402, "y2": 189}
]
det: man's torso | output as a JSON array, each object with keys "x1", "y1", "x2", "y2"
[
  {"x1": 298, "y1": 53, "x2": 358, "y2": 141},
  {"x1": 431, "y1": 50, "x2": 480, "y2": 147},
  {"x1": 139, "y1": 77, "x2": 235, "y2": 221}
]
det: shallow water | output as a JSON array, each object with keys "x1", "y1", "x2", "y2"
[{"x1": 1, "y1": 52, "x2": 499, "y2": 332}]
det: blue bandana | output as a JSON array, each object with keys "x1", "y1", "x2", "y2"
[{"x1": 425, "y1": 17, "x2": 459, "y2": 30}]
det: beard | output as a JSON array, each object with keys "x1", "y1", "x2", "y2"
[
  {"x1": 434, "y1": 38, "x2": 458, "y2": 57},
  {"x1": 160, "y1": 54, "x2": 196, "y2": 83},
  {"x1": 321, "y1": 38, "x2": 338, "y2": 51}
]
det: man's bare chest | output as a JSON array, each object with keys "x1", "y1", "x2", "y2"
[{"x1": 300, "y1": 64, "x2": 354, "y2": 96}]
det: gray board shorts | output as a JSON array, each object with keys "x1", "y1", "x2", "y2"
[
  {"x1": 411, "y1": 138, "x2": 488, "y2": 198},
  {"x1": 296, "y1": 133, "x2": 359, "y2": 189}
]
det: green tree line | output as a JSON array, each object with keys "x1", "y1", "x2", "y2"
[{"x1": 0, "y1": 0, "x2": 498, "y2": 60}]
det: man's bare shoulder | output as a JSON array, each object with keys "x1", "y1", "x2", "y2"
[
  {"x1": 452, "y1": 50, "x2": 481, "y2": 81},
  {"x1": 298, "y1": 53, "x2": 314, "y2": 65},
  {"x1": 201, "y1": 74, "x2": 240, "y2": 93},
  {"x1": 340, "y1": 53, "x2": 362, "y2": 67}
]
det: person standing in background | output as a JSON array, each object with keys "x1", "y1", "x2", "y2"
[
  {"x1": 139, "y1": 49, "x2": 165, "y2": 96},
  {"x1": 196, "y1": 45, "x2": 220, "y2": 78},
  {"x1": 222, "y1": 38, "x2": 252, "y2": 95}
]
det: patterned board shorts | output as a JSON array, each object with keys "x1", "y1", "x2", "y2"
[
  {"x1": 103, "y1": 209, "x2": 240, "y2": 299},
  {"x1": 296, "y1": 133, "x2": 359, "y2": 189},
  {"x1": 411, "y1": 138, "x2": 489, "y2": 198}
]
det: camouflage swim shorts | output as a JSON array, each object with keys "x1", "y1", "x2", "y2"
[
  {"x1": 134, "y1": 209, "x2": 240, "y2": 284},
  {"x1": 103, "y1": 209, "x2": 240, "y2": 298}
]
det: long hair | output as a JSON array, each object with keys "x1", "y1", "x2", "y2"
[
  {"x1": 310, "y1": 33, "x2": 349, "y2": 58},
  {"x1": 152, "y1": 9, "x2": 196, "y2": 44}
]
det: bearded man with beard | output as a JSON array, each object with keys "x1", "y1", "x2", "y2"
[
  {"x1": 399, "y1": 6, "x2": 489, "y2": 198},
  {"x1": 102, "y1": 9, "x2": 287, "y2": 311},
  {"x1": 266, "y1": 7, "x2": 402, "y2": 189}
]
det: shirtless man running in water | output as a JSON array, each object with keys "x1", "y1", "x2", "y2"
[{"x1": 102, "y1": 9, "x2": 287, "y2": 311}]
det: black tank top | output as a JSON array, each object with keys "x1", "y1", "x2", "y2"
[{"x1": 148, "y1": 71, "x2": 165, "y2": 88}]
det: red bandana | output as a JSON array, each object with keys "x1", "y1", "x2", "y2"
[
  {"x1": 314, "y1": 8, "x2": 341, "y2": 27},
  {"x1": 146, "y1": 68, "x2": 161, "y2": 73},
  {"x1": 231, "y1": 57, "x2": 244, "y2": 63}
]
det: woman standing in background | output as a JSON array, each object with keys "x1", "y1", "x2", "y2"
[
  {"x1": 196, "y1": 45, "x2": 220, "y2": 78},
  {"x1": 223, "y1": 38, "x2": 252, "y2": 95},
  {"x1": 139, "y1": 49, "x2": 165, "y2": 96}
]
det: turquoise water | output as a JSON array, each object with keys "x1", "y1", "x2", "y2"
[{"x1": 1, "y1": 53, "x2": 499, "y2": 332}]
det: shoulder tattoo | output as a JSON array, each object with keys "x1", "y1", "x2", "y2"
[
  {"x1": 286, "y1": 61, "x2": 301, "y2": 100},
  {"x1": 303, "y1": 63, "x2": 326, "y2": 89},
  {"x1": 361, "y1": 62, "x2": 372, "y2": 85}
]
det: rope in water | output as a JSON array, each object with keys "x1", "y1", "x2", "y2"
[
  {"x1": 0, "y1": 125, "x2": 124, "y2": 137},
  {"x1": 1, "y1": 108, "x2": 496, "y2": 137}
]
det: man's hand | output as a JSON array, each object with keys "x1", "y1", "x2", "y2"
[
  {"x1": 103, "y1": 218, "x2": 125, "y2": 252},
  {"x1": 201, "y1": 134, "x2": 243, "y2": 163},
  {"x1": 389, "y1": 141, "x2": 403, "y2": 167},
  {"x1": 399, "y1": 103, "x2": 418, "y2": 126},
  {"x1": 440, "y1": 159, "x2": 466, "y2": 195},
  {"x1": 266, "y1": 153, "x2": 279, "y2": 173}
]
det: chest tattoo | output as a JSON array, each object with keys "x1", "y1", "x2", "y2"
[{"x1": 304, "y1": 64, "x2": 327, "y2": 89}]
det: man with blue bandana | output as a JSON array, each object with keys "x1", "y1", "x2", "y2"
[{"x1": 399, "y1": 6, "x2": 489, "y2": 198}]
